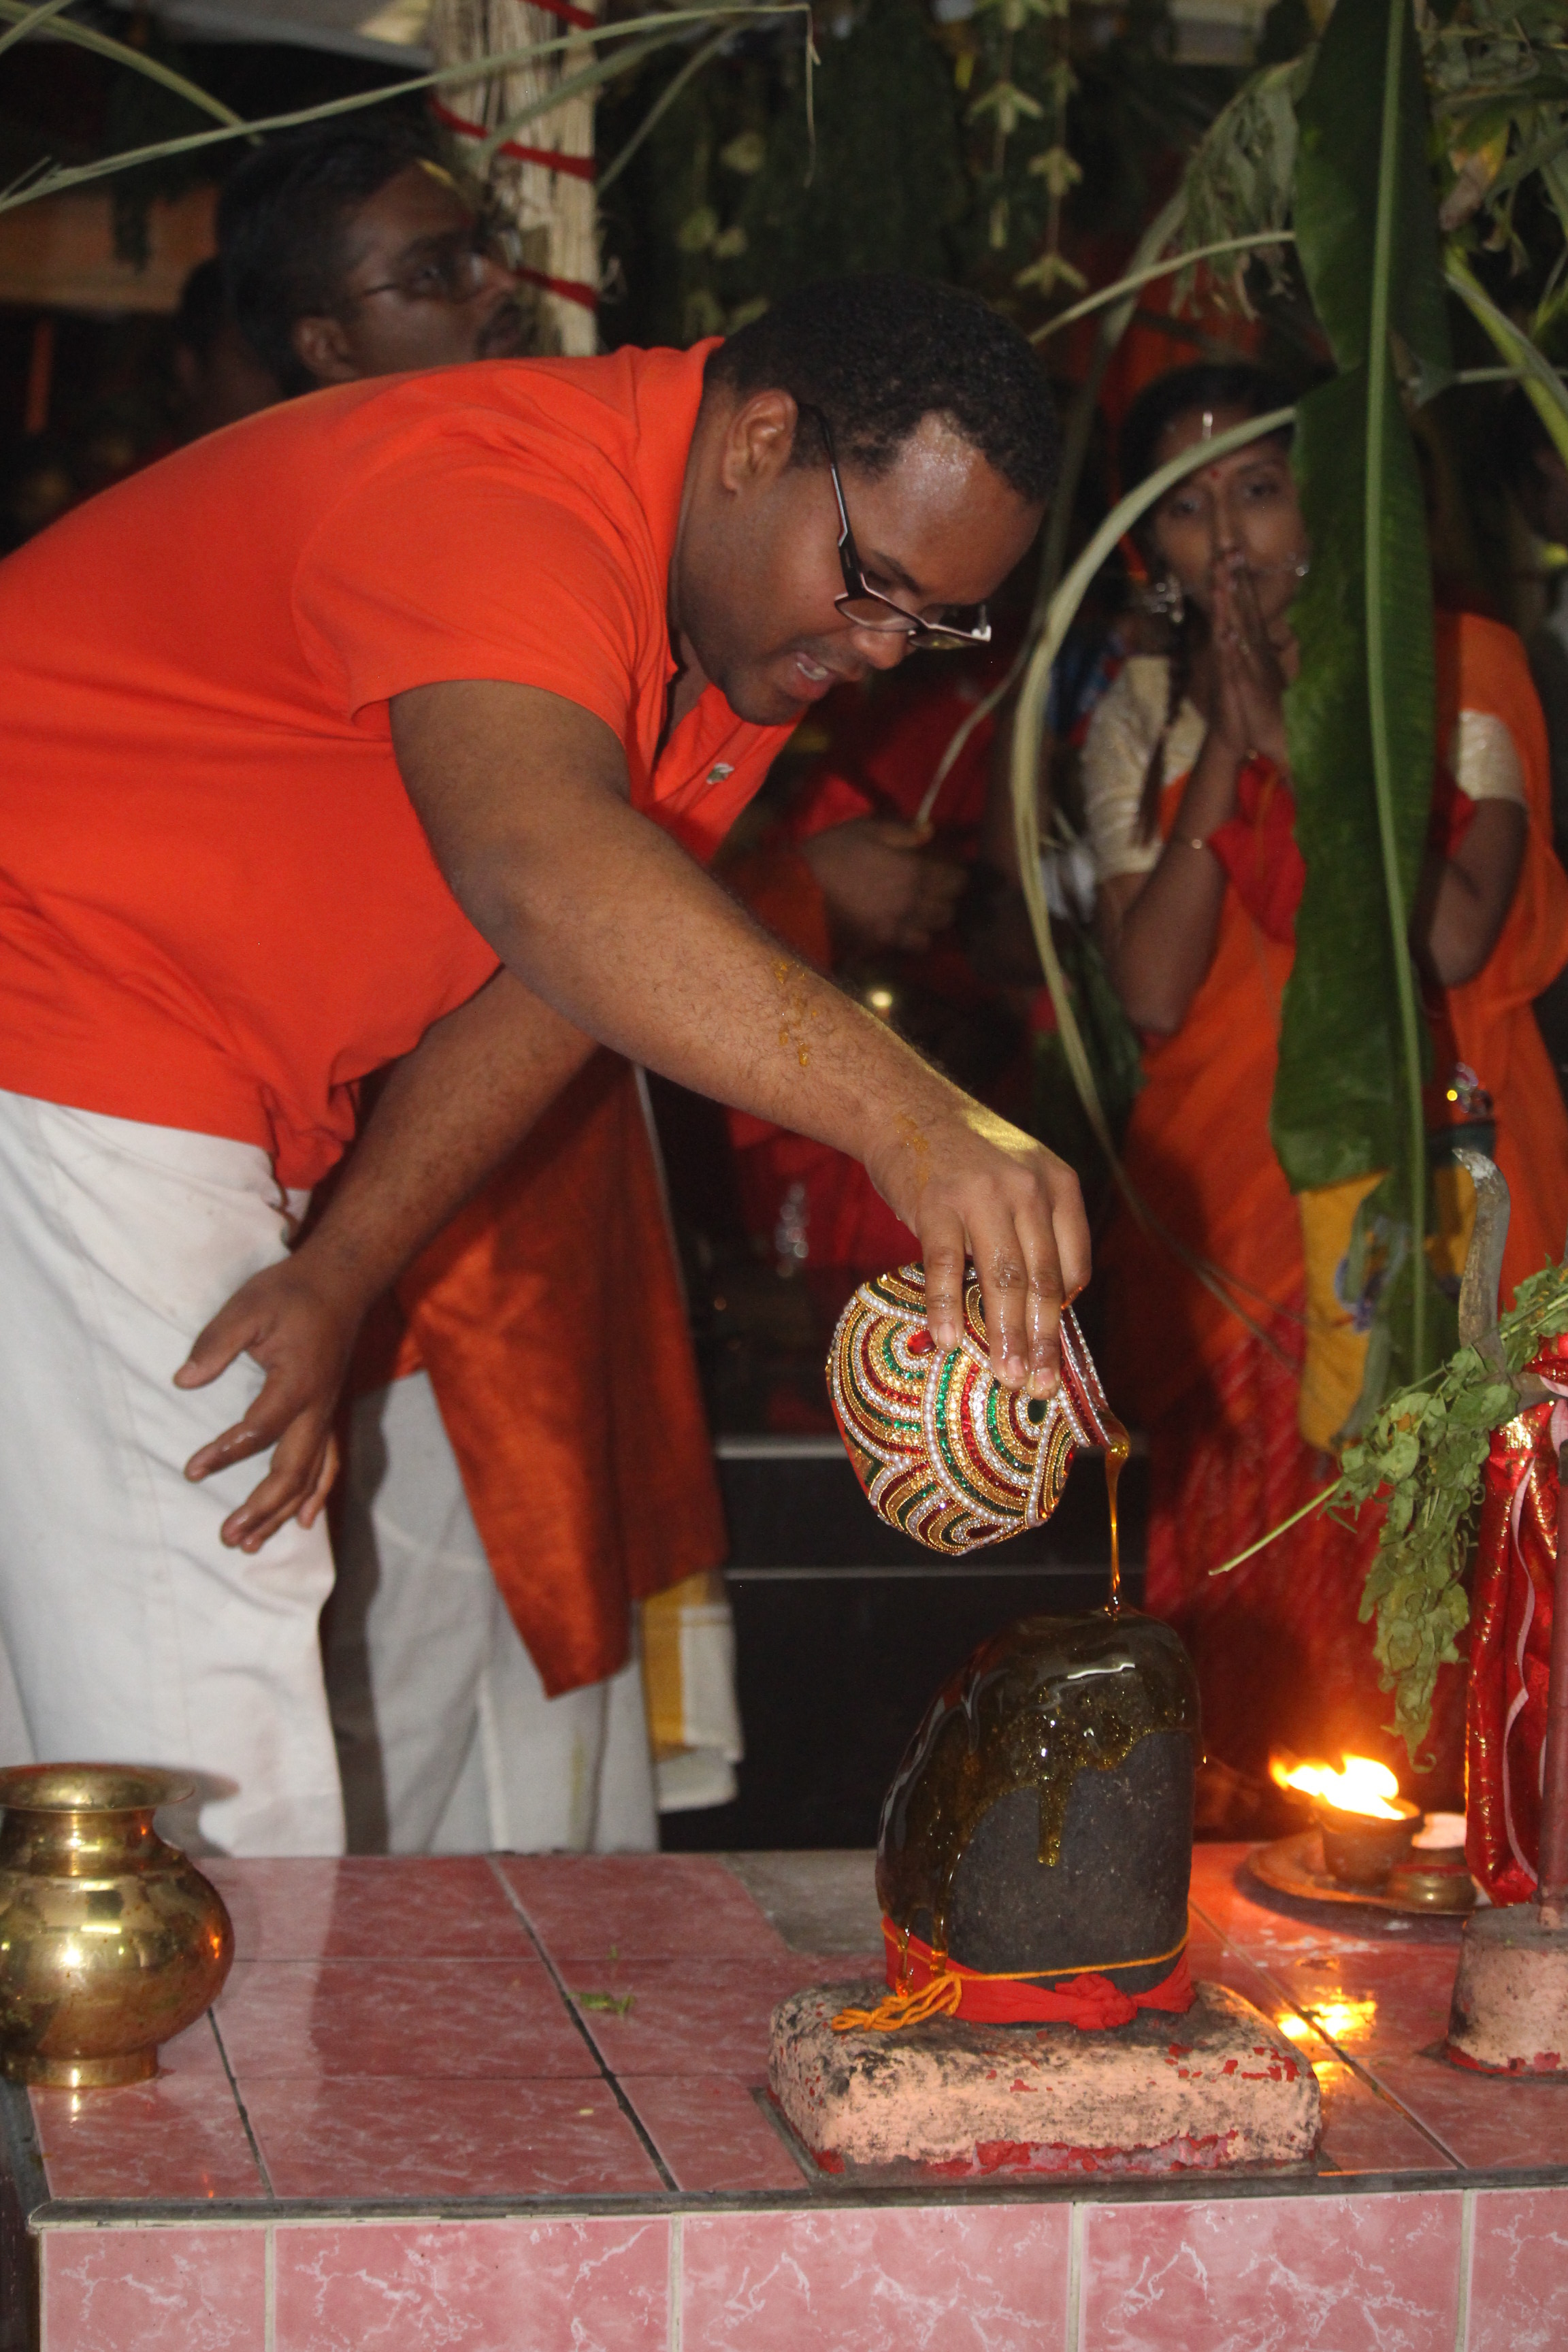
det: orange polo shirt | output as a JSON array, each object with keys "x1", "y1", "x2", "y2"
[{"x1": 0, "y1": 342, "x2": 790, "y2": 1188}]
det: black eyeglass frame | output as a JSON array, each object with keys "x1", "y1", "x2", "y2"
[
  {"x1": 797, "y1": 403, "x2": 992, "y2": 648},
  {"x1": 345, "y1": 223, "x2": 508, "y2": 310}
]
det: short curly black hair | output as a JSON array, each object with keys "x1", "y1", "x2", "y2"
[
  {"x1": 704, "y1": 276, "x2": 1058, "y2": 506},
  {"x1": 218, "y1": 120, "x2": 432, "y2": 395}
]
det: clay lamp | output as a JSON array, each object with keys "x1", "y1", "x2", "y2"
[{"x1": 1273, "y1": 1754, "x2": 1422, "y2": 1889}]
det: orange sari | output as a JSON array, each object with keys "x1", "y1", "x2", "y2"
[{"x1": 1103, "y1": 612, "x2": 1568, "y2": 1788}]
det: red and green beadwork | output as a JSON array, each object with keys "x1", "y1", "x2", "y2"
[{"x1": 828, "y1": 1262, "x2": 1120, "y2": 1557}]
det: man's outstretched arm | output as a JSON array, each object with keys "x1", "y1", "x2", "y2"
[
  {"x1": 184, "y1": 680, "x2": 1090, "y2": 1550},
  {"x1": 395, "y1": 679, "x2": 1089, "y2": 1384},
  {"x1": 176, "y1": 969, "x2": 595, "y2": 1550}
]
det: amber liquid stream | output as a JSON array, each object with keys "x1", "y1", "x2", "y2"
[{"x1": 1104, "y1": 1414, "x2": 1130, "y2": 1612}]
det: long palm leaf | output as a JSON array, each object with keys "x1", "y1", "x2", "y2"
[
  {"x1": 0, "y1": 0, "x2": 242, "y2": 125},
  {"x1": 917, "y1": 190, "x2": 1189, "y2": 828},
  {"x1": 1010, "y1": 406, "x2": 1298, "y2": 1352},
  {"x1": 1030, "y1": 229, "x2": 1298, "y2": 344},
  {"x1": 1365, "y1": 0, "x2": 1431, "y2": 1376},
  {"x1": 0, "y1": 0, "x2": 75, "y2": 64},
  {"x1": 0, "y1": 5, "x2": 806, "y2": 217},
  {"x1": 1445, "y1": 248, "x2": 1568, "y2": 469}
]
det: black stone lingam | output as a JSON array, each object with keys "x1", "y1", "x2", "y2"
[{"x1": 877, "y1": 1610, "x2": 1201, "y2": 1998}]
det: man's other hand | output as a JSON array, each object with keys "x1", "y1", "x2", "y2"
[
  {"x1": 800, "y1": 818, "x2": 966, "y2": 954},
  {"x1": 175, "y1": 1258, "x2": 360, "y2": 1553}
]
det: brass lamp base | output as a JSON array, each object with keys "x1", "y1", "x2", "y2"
[{"x1": 4, "y1": 2048, "x2": 157, "y2": 2089}]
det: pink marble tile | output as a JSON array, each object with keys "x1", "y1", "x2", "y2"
[
  {"x1": 1268, "y1": 1943, "x2": 1460, "y2": 2062},
  {"x1": 31, "y1": 2072, "x2": 265, "y2": 2202},
  {"x1": 619, "y1": 2075, "x2": 807, "y2": 2193},
  {"x1": 1188, "y1": 1844, "x2": 1327, "y2": 1956},
  {"x1": 566, "y1": 1955, "x2": 823, "y2": 2076},
  {"x1": 1367, "y1": 2053, "x2": 1568, "y2": 2171},
  {"x1": 41, "y1": 2223, "x2": 265, "y2": 2351},
  {"x1": 1184, "y1": 1935, "x2": 1456, "y2": 2174},
  {"x1": 681, "y1": 2204, "x2": 1071, "y2": 2351},
  {"x1": 203, "y1": 1856, "x2": 532, "y2": 1961},
  {"x1": 154, "y1": 2010, "x2": 229, "y2": 2078},
  {"x1": 212, "y1": 1957, "x2": 593, "y2": 2079},
  {"x1": 242, "y1": 2074, "x2": 666, "y2": 2199},
  {"x1": 274, "y1": 2216, "x2": 669, "y2": 2351},
  {"x1": 499, "y1": 1854, "x2": 788, "y2": 1963},
  {"x1": 1190, "y1": 1846, "x2": 1461, "y2": 1971},
  {"x1": 1080, "y1": 2189, "x2": 1463, "y2": 2352},
  {"x1": 1310, "y1": 2058, "x2": 1457, "y2": 2176},
  {"x1": 1466, "y1": 2185, "x2": 1568, "y2": 2351}
]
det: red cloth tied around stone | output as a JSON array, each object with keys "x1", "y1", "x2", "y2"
[
  {"x1": 879, "y1": 1921, "x2": 1194, "y2": 2027},
  {"x1": 1466, "y1": 1333, "x2": 1568, "y2": 1906}
]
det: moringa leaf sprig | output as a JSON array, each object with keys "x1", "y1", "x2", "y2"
[{"x1": 1339, "y1": 1258, "x2": 1568, "y2": 1763}]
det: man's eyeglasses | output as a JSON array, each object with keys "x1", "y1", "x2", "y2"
[
  {"x1": 798, "y1": 404, "x2": 992, "y2": 648},
  {"x1": 346, "y1": 225, "x2": 509, "y2": 310}
]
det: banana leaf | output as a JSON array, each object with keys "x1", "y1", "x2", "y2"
[
  {"x1": 1292, "y1": 0, "x2": 1449, "y2": 386},
  {"x1": 1271, "y1": 370, "x2": 1435, "y2": 1185},
  {"x1": 1273, "y1": 0, "x2": 1452, "y2": 1383}
]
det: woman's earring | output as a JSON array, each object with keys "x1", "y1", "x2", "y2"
[
  {"x1": 1143, "y1": 570, "x2": 1185, "y2": 625},
  {"x1": 1292, "y1": 555, "x2": 1311, "y2": 579}
]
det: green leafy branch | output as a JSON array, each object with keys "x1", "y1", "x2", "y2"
[{"x1": 1211, "y1": 1257, "x2": 1568, "y2": 1765}]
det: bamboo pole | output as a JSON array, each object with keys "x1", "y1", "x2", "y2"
[{"x1": 429, "y1": 0, "x2": 601, "y2": 355}]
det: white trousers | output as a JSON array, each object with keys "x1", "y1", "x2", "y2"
[
  {"x1": 327, "y1": 1371, "x2": 657, "y2": 1855},
  {"x1": 0, "y1": 1092, "x2": 343, "y2": 1855}
]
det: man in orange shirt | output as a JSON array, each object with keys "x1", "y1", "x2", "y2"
[
  {"x1": 220, "y1": 123, "x2": 729, "y2": 1853},
  {"x1": 0, "y1": 275, "x2": 1084, "y2": 1855}
]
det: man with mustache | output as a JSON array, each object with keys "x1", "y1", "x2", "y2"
[
  {"x1": 0, "y1": 272, "x2": 1085, "y2": 1855},
  {"x1": 219, "y1": 122, "x2": 531, "y2": 391}
]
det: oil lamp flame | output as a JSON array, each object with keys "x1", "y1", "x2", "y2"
[{"x1": 1269, "y1": 1752, "x2": 1403, "y2": 1820}]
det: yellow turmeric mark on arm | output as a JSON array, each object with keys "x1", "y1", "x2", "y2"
[
  {"x1": 772, "y1": 956, "x2": 825, "y2": 1072},
  {"x1": 894, "y1": 1111, "x2": 933, "y2": 1193}
]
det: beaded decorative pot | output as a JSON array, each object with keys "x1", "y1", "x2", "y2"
[{"x1": 828, "y1": 1262, "x2": 1122, "y2": 1556}]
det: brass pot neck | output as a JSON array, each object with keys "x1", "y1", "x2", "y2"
[{"x1": 0, "y1": 1806, "x2": 169, "y2": 1876}]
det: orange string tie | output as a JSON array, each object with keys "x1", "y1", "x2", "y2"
[{"x1": 831, "y1": 1973, "x2": 963, "y2": 2034}]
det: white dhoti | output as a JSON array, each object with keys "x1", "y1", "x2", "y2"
[
  {"x1": 0, "y1": 1090, "x2": 344, "y2": 1856},
  {"x1": 327, "y1": 1369, "x2": 658, "y2": 1855}
]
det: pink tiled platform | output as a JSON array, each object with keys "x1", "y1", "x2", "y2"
[{"x1": 6, "y1": 1845, "x2": 1568, "y2": 2349}]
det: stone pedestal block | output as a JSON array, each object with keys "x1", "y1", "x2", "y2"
[
  {"x1": 1447, "y1": 1904, "x2": 1568, "y2": 2076},
  {"x1": 769, "y1": 1979, "x2": 1321, "y2": 2177}
]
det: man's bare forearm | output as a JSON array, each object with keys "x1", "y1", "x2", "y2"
[
  {"x1": 393, "y1": 680, "x2": 1091, "y2": 1386},
  {"x1": 395, "y1": 689, "x2": 973, "y2": 1187},
  {"x1": 297, "y1": 968, "x2": 595, "y2": 1309}
]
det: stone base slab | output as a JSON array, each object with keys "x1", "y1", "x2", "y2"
[
  {"x1": 768, "y1": 1978, "x2": 1321, "y2": 2177},
  {"x1": 1447, "y1": 1904, "x2": 1568, "y2": 2076}
]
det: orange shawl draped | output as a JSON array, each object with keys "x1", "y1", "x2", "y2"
[
  {"x1": 355, "y1": 1051, "x2": 725, "y2": 1698},
  {"x1": 1105, "y1": 610, "x2": 1568, "y2": 1429}
]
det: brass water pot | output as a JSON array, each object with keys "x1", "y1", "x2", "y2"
[{"x1": 0, "y1": 1765, "x2": 233, "y2": 2087}]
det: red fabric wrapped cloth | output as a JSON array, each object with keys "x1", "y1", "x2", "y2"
[
  {"x1": 1205, "y1": 755, "x2": 1305, "y2": 945},
  {"x1": 1466, "y1": 1332, "x2": 1568, "y2": 1906},
  {"x1": 832, "y1": 1921, "x2": 1193, "y2": 2033},
  {"x1": 1204, "y1": 755, "x2": 1476, "y2": 952}
]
